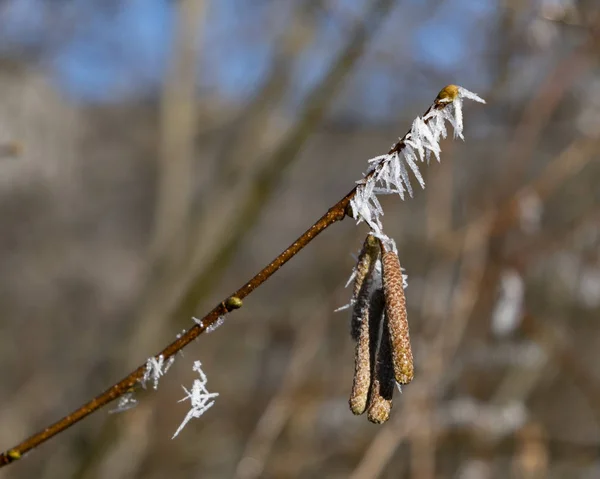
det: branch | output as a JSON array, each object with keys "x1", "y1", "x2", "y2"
[{"x1": 0, "y1": 85, "x2": 482, "y2": 467}]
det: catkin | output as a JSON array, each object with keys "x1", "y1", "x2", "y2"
[
  {"x1": 352, "y1": 235, "x2": 380, "y2": 301},
  {"x1": 366, "y1": 379, "x2": 391, "y2": 424},
  {"x1": 349, "y1": 298, "x2": 372, "y2": 415},
  {"x1": 382, "y1": 250, "x2": 414, "y2": 385},
  {"x1": 367, "y1": 308, "x2": 395, "y2": 424},
  {"x1": 349, "y1": 240, "x2": 382, "y2": 415}
]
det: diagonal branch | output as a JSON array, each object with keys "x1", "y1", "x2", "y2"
[
  {"x1": 172, "y1": 0, "x2": 397, "y2": 322},
  {"x1": 0, "y1": 86, "x2": 475, "y2": 467}
]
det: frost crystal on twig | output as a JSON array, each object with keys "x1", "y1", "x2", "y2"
[
  {"x1": 109, "y1": 392, "x2": 138, "y2": 414},
  {"x1": 341, "y1": 86, "x2": 484, "y2": 424},
  {"x1": 164, "y1": 356, "x2": 176, "y2": 373},
  {"x1": 141, "y1": 355, "x2": 167, "y2": 390},
  {"x1": 206, "y1": 316, "x2": 225, "y2": 333},
  {"x1": 172, "y1": 361, "x2": 219, "y2": 439},
  {"x1": 350, "y1": 85, "x2": 484, "y2": 235},
  {"x1": 192, "y1": 316, "x2": 204, "y2": 328}
]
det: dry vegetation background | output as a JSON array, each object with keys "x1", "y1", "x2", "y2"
[{"x1": 1, "y1": 0, "x2": 600, "y2": 478}]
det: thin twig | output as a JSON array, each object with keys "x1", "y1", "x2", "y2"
[
  {"x1": 172, "y1": 0, "x2": 399, "y2": 323},
  {"x1": 0, "y1": 88, "x2": 459, "y2": 467}
]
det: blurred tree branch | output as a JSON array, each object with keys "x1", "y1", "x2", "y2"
[
  {"x1": 150, "y1": 0, "x2": 207, "y2": 259},
  {"x1": 0, "y1": 0, "x2": 423, "y2": 466}
]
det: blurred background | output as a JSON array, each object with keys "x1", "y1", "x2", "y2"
[{"x1": 0, "y1": 0, "x2": 599, "y2": 478}]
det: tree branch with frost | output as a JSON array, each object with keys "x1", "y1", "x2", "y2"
[{"x1": 0, "y1": 85, "x2": 484, "y2": 467}]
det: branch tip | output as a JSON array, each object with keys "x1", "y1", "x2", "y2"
[{"x1": 436, "y1": 84, "x2": 460, "y2": 104}]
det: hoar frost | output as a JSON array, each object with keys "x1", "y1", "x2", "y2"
[
  {"x1": 350, "y1": 85, "x2": 485, "y2": 238},
  {"x1": 172, "y1": 361, "x2": 219, "y2": 438},
  {"x1": 338, "y1": 86, "x2": 485, "y2": 424}
]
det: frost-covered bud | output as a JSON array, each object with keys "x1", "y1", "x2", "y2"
[
  {"x1": 435, "y1": 84, "x2": 460, "y2": 104},
  {"x1": 382, "y1": 250, "x2": 414, "y2": 385}
]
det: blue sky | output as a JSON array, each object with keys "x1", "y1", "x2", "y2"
[{"x1": 0, "y1": 0, "x2": 494, "y2": 119}]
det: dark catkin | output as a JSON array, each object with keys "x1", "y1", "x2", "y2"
[
  {"x1": 367, "y1": 305, "x2": 395, "y2": 424},
  {"x1": 381, "y1": 250, "x2": 414, "y2": 385}
]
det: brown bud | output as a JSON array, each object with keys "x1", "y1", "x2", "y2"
[{"x1": 382, "y1": 251, "x2": 414, "y2": 385}]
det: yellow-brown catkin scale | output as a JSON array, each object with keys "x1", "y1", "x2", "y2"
[
  {"x1": 367, "y1": 310, "x2": 395, "y2": 424},
  {"x1": 352, "y1": 234, "x2": 381, "y2": 300},
  {"x1": 436, "y1": 84, "x2": 459, "y2": 104},
  {"x1": 382, "y1": 250, "x2": 414, "y2": 385},
  {"x1": 366, "y1": 379, "x2": 390, "y2": 424}
]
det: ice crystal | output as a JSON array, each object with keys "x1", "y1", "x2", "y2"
[
  {"x1": 172, "y1": 360, "x2": 219, "y2": 438},
  {"x1": 141, "y1": 355, "x2": 167, "y2": 390},
  {"x1": 350, "y1": 86, "x2": 484, "y2": 236},
  {"x1": 164, "y1": 355, "x2": 176, "y2": 374},
  {"x1": 109, "y1": 392, "x2": 138, "y2": 414},
  {"x1": 206, "y1": 315, "x2": 225, "y2": 333}
]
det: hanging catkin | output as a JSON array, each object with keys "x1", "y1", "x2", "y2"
[
  {"x1": 367, "y1": 299, "x2": 395, "y2": 424},
  {"x1": 352, "y1": 234, "x2": 380, "y2": 301},
  {"x1": 381, "y1": 250, "x2": 414, "y2": 385},
  {"x1": 349, "y1": 298, "x2": 374, "y2": 415},
  {"x1": 348, "y1": 235, "x2": 381, "y2": 415}
]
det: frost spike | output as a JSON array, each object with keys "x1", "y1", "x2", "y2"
[
  {"x1": 381, "y1": 250, "x2": 414, "y2": 384},
  {"x1": 349, "y1": 85, "x2": 484, "y2": 231}
]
